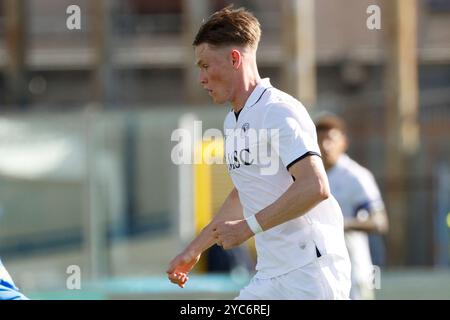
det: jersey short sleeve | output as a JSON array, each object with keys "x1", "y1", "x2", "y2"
[{"x1": 263, "y1": 103, "x2": 321, "y2": 169}]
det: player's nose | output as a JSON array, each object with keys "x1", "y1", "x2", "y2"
[{"x1": 198, "y1": 70, "x2": 208, "y2": 85}]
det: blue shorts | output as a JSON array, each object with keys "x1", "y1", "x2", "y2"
[
  {"x1": 0, "y1": 279, "x2": 28, "y2": 300},
  {"x1": 0, "y1": 262, "x2": 28, "y2": 300}
]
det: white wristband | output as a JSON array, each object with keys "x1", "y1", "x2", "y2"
[{"x1": 246, "y1": 215, "x2": 263, "y2": 234}]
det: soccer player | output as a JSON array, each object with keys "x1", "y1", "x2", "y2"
[
  {"x1": 315, "y1": 114, "x2": 389, "y2": 300},
  {"x1": 167, "y1": 6, "x2": 351, "y2": 299},
  {"x1": 0, "y1": 259, "x2": 28, "y2": 300}
]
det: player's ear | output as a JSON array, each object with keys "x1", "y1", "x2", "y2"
[{"x1": 230, "y1": 49, "x2": 242, "y2": 69}]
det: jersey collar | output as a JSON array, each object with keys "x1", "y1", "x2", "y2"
[
  {"x1": 231, "y1": 78, "x2": 272, "y2": 122},
  {"x1": 243, "y1": 78, "x2": 272, "y2": 110}
]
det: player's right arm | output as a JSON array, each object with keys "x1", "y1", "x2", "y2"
[
  {"x1": 344, "y1": 208, "x2": 389, "y2": 234},
  {"x1": 167, "y1": 187, "x2": 243, "y2": 287},
  {"x1": 344, "y1": 171, "x2": 389, "y2": 234}
]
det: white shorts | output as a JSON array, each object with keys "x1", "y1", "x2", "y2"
[{"x1": 235, "y1": 254, "x2": 351, "y2": 300}]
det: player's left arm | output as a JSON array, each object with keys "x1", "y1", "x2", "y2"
[
  {"x1": 213, "y1": 154, "x2": 330, "y2": 249},
  {"x1": 253, "y1": 154, "x2": 330, "y2": 231}
]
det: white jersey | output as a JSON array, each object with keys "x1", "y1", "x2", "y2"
[
  {"x1": 224, "y1": 78, "x2": 350, "y2": 279},
  {"x1": 327, "y1": 154, "x2": 385, "y2": 287}
]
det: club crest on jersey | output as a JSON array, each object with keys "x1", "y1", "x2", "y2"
[{"x1": 241, "y1": 122, "x2": 250, "y2": 138}]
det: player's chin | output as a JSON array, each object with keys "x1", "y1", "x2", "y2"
[
  {"x1": 209, "y1": 93, "x2": 225, "y2": 104},
  {"x1": 214, "y1": 97, "x2": 228, "y2": 105}
]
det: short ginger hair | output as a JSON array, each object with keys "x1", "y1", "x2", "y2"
[{"x1": 193, "y1": 5, "x2": 261, "y2": 50}]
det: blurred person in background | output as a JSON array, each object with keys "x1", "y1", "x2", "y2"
[
  {"x1": 0, "y1": 259, "x2": 28, "y2": 300},
  {"x1": 167, "y1": 6, "x2": 351, "y2": 299},
  {"x1": 315, "y1": 114, "x2": 389, "y2": 300}
]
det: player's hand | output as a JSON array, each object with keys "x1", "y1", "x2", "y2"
[
  {"x1": 213, "y1": 219, "x2": 253, "y2": 250},
  {"x1": 166, "y1": 250, "x2": 201, "y2": 288}
]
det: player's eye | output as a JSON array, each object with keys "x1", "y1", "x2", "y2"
[{"x1": 202, "y1": 64, "x2": 209, "y2": 70}]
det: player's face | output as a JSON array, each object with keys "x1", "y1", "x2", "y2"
[
  {"x1": 194, "y1": 43, "x2": 235, "y2": 104},
  {"x1": 318, "y1": 128, "x2": 347, "y2": 169}
]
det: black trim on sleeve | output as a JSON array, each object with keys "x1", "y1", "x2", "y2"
[{"x1": 286, "y1": 151, "x2": 321, "y2": 170}]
